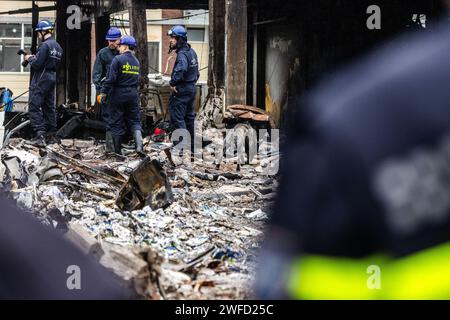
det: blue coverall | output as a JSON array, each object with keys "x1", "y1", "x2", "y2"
[
  {"x1": 28, "y1": 36, "x2": 63, "y2": 134},
  {"x1": 169, "y1": 43, "x2": 200, "y2": 142},
  {"x1": 101, "y1": 51, "x2": 142, "y2": 137},
  {"x1": 93, "y1": 46, "x2": 118, "y2": 128}
]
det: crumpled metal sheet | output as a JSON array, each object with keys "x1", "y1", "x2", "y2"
[
  {"x1": 30, "y1": 157, "x2": 64, "y2": 184},
  {"x1": 116, "y1": 157, "x2": 174, "y2": 212},
  {"x1": 3, "y1": 157, "x2": 25, "y2": 182}
]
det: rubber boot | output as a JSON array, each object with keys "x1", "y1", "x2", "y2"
[
  {"x1": 29, "y1": 131, "x2": 46, "y2": 148},
  {"x1": 46, "y1": 132, "x2": 60, "y2": 145},
  {"x1": 112, "y1": 135, "x2": 122, "y2": 155},
  {"x1": 133, "y1": 130, "x2": 144, "y2": 153},
  {"x1": 105, "y1": 131, "x2": 114, "y2": 153}
]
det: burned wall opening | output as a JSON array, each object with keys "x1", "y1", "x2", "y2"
[{"x1": 248, "y1": 0, "x2": 445, "y2": 128}]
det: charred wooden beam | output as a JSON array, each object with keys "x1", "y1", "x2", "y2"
[
  {"x1": 128, "y1": 0, "x2": 150, "y2": 109},
  {"x1": 29, "y1": 1, "x2": 39, "y2": 85},
  {"x1": 56, "y1": 0, "x2": 68, "y2": 106},
  {"x1": 196, "y1": 0, "x2": 226, "y2": 129},
  {"x1": 108, "y1": 0, "x2": 208, "y2": 13},
  {"x1": 225, "y1": 0, "x2": 247, "y2": 106},
  {"x1": 142, "y1": 0, "x2": 208, "y2": 10},
  {"x1": 30, "y1": 1, "x2": 39, "y2": 54},
  {"x1": 94, "y1": 13, "x2": 110, "y2": 54},
  {"x1": 208, "y1": 0, "x2": 225, "y2": 91},
  {"x1": 128, "y1": 0, "x2": 149, "y2": 79},
  {"x1": 81, "y1": 21, "x2": 92, "y2": 109}
]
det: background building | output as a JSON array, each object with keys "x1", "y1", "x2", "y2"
[
  {"x1": 0, "y1": 1, "x2": 54, "y2": 100},
  {"x1": 105, "y1": 8, "x2": 209, "y2": 81},
  {"x1": 0, "y1": 1, "x2": 209, "y2": 103}
]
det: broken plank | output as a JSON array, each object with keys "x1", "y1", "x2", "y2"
[
  {"x1": 46, "y1": 147, "x2": 126, "y2": 186},
  {"x1": 64, "y1": 223, "x2": 104, "y2": 259},
  {"x1": 99, "y1": 242, "x2": 161, "y2": 299},
  {"x1": 177, "y1": 246, "x2": 216, "y2": 273}
]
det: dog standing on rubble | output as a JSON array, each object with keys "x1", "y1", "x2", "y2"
[{"x1": 24, "y1": 20, "x2": 63, "y2": 147}]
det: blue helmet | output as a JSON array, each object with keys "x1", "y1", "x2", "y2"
[
  {"x1": 35, "y1": 20, "x2": 54, "y2": 32},
  {"x1": 168, "y1": 25, "x2": 187, "y2": 39},
  {"x1": 119, "y1": 35, "x2": 137, "y2": 48},
  {"x1": 105, "y1": 27, "x2": 122, "y2": 41}
]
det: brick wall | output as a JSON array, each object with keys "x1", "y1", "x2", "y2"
[{"x1": 161, "y1": 10, "x2": 183, "y2": 76}]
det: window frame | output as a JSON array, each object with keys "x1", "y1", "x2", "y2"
[
  {"x1": 0, "y1": 23, "x2": 31, "y2": 74},
  {"x1": 147, "y1": 40, "x2": 162, "y2": 75},
  {"x1": 186, "y1": 27, "x2": 207, "y2": 43}
]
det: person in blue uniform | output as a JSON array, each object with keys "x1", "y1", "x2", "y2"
[
  {"x1": 167, "y1": 25, "x2": 200, "y2": 150},
  {"x1": 24, "y1": 20, "x2": 63, "y2": 146},
  {"x1": 99, "y1": 35, "x2": 143, "y2": 155},
  {"x1": 93, "y1": 27, "x2": 121, "y2": 153}
]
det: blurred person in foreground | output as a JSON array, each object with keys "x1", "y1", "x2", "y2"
[
  {"x1": 0, "y1": 192, "x2": 129, "y2": 299},
  {"x1": 255, "y1": 18, "x2": 450, "y2": 299}
]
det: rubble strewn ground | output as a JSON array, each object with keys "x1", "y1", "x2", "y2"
[{"x1": 0, "y1": 136, "x2": 278, "y2": 299}]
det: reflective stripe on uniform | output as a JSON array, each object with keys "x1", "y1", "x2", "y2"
[
  {"x1": 122, "y1": 71, "x2": 139, "y2": 75},
  {"x1": 288, "y1": 242, "x2": 450, "y2": 300}
]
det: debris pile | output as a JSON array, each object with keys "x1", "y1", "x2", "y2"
[{"x1": 0, "y1": 136, "x2": 278, "y2": 299}]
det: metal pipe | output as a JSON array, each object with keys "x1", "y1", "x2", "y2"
[{"x1": 1, "y1": 120, "x2": 30, "y2": 149}]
